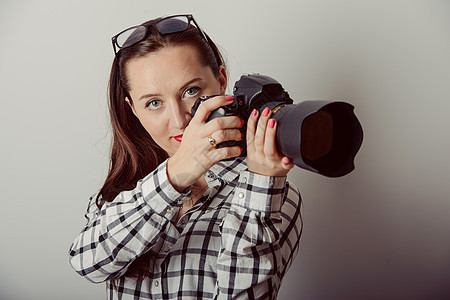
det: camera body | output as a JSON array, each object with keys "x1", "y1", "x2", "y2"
[
  {"x1": 190, "y1": 74, "x2": 292, "y2": 149},
  {"x1": 190, "y1": 93, "x2": 248, "y2": 150},
  {"x1": 191, "y1": 74, "x2": 363, "y2": 177}
]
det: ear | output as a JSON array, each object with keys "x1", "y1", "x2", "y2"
[
  {"x1": 125, "y1": 97, "x2": 138, "y2": 117},
  {"x1": 218, "y1": 65, "x2": 228, "y2": 94}
]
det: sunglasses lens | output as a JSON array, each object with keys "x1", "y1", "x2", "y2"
[
  {"x1": 156, "y1": 16, "x2": 189, "y2": 34},
  {"x1": 117, "y1": 26, "x2": 147, "y2": 48}
]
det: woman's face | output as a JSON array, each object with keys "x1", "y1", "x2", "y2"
[{"x1": 125, "y1": 44, "x2": 227, "y2": 157}]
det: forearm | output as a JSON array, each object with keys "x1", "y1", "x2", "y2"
[
  {"x1": 216, "y1": 170, "x2": 300, "y2": 299},
  {"x1": 68, "y1": 160, "x2": 189, "y2": 283}
]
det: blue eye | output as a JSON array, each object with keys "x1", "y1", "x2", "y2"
[
  {"x1": 184, "y1": 87, "x2": 201, "y2": 98},
  {"x1": 146, "y1": 99, "x2": 162, "y2": 110}
]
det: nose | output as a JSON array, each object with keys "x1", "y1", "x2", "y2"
[{"x1": 169, "y1": 100, "x2": 191, "y2": 130}]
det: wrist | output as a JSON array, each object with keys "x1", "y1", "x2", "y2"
[
  {"x1": 247, "y1": 165, "x2": 289, "y2": 177},
  {"x1": 166, "y1": 157, "x2": 195, "y2": 193}
]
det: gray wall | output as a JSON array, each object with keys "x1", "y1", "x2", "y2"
[{"x1": 1, "y1": 0, "x2": 449, "y2": 299}]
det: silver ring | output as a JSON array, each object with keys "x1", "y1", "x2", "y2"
[{"x1": 208, "y1": 135, "x2": 216, "y2": 147}]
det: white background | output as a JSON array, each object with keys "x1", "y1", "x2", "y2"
[{"x1": 1, "y1": 0, "x2": 449, "y2": 299}]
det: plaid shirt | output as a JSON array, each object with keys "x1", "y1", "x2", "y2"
[{"x1": 69, "y1": 157, "x2": 303, "y2": 299}]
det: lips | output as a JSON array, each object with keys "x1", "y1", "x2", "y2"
[{"x1": 173, "y1": 134, "x2": 183, "y2": 142}]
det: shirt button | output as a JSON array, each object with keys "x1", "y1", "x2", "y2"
[
  {"x1": 180, "y1": 219, "x2": 186, "y2": 225},
  {"x1": 207, "y1": 174, "x2": 214, "y2": 179},
  {"x1": 154, "y1": 280, "x2": 159, "y2": 287},
  {"x1": 243, "y1": 177, "x2": 247, "y2": 183},
  {"x1": 238, "y1": 192, "x2": 244, "y2": 199},
  {"x1": 163, "y1": 247, "x2": 170, "y2": 253}
]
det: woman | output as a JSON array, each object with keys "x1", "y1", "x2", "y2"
[{"x1": 69, "y1": 14, "x2": 303, "y2": 299}]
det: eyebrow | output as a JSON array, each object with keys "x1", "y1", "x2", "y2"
[{"x1": 138, "y1": 77, "x2": 205, "y2": 102}]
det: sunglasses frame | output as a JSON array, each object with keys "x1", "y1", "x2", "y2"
[{"x1": 111, "y1": 14, "x2": 211, "y2": 57}]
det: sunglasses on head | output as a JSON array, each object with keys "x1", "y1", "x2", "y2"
[{"x1": 111, "y1": 14, "x2": 214, "y2": 58}]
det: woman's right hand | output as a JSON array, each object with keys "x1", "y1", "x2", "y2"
[{"x1": 166, "y1": 96, "x2": 244, "y2": 192}]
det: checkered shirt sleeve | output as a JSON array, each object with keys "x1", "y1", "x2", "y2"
[
  {"x1": 215, "y1": 170, "x2": 302, "y2": 299},
  {"x1": 68, "y1": 160, "x2": 189, "y2": 283}
]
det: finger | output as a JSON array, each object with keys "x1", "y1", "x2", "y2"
[
  {"x1": 209, "y1": 129, "x2": 243, "y2": 145},
  {"x1": 192, "y1": 95, "x2": 235, "y2": 124},
  {"x1": 263, "y1": 118, "x2": 279, "y2": 158},
  {"x1": 281, "y1": 156, "x2": 295, "y2": 169},
  {"x1": 246, "y1": 108, "x2": 258, "y2": 152},
  {"x1": 207, "y1": 145, "x2": 242, "y2": 163},
  {"x1": 254, "y1": 107, "x2": 271, "y2": 150},
  {"x1": 202, "y1": 116, "x2": 243, "y2": 134}
]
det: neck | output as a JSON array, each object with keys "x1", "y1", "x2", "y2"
[
  {"x1": 190, "y1": 177, "x2": 208, "y2": 199},
  {"x1": 193, "y1": 177, "x2": 208, "y2": 190}
]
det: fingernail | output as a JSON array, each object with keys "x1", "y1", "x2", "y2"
[
  {"x1": 239, "y1": 147, "x2": 244, "y2": 152},
  {"x1": 240, "y1": 119, "x2": 245, "y2": 126},
  {"x1": 225, "y1": 96, "x2": 234, "y2": 101},
  {"x1": 251, "y1": 109, "x2": 257, "y2": 117},
  {"x1": 240, "y1": 132, "x2": 244, "y2": 140},
  {"x1": 262, "y1": 107, "x2": 270, "y2": 116},
  {"x1": 268, "y1": 119, "x2": 275, "y2": 128}
]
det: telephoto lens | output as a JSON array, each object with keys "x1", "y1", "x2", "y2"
[{"x1": 191, "y1": 74, "x2": 363, "y2": 177}]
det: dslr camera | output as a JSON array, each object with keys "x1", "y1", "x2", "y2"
[{"x1": 191, "y1": 74, "x2": 363, "y2": 177}]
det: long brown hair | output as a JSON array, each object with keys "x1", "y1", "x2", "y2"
[{"x1": 97, "y1": 17, "x2": 225, "y2": 281}]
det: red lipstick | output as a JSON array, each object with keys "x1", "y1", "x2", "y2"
[{"x1": 173, "y1": 134, "x2": 183, "y2": 142}]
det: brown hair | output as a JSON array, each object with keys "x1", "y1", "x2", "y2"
[{"x1": 97, "y1": 18, "x2": 225, "y2": 281}]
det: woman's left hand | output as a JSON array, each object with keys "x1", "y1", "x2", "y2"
[{"x1": 245, "y1": 107, "x2": 295, "y2": 177}]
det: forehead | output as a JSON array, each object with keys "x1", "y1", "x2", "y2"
[{"x1": 125, "y1": 44, "x2": 215, "y2": 94}]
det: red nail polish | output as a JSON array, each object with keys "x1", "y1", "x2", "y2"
[
  {"x1": 240, "y1": 119, "x2": 245, "y2": 126},
  {"x1": 239, "y1": 147, "x2": 244, "y2": 152},
  {"x1": 225, "y1": 96, "x2": 234, "y2": 101},
  {"x1": 262, "y1": 107, "x2": 270, "y2": 116},
  {"x1": 251, "y1": 109, "x2": 257, "y2": 117},
  {"x1": 268, "y1": 119, "x2": 275, "y2": 128}
]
